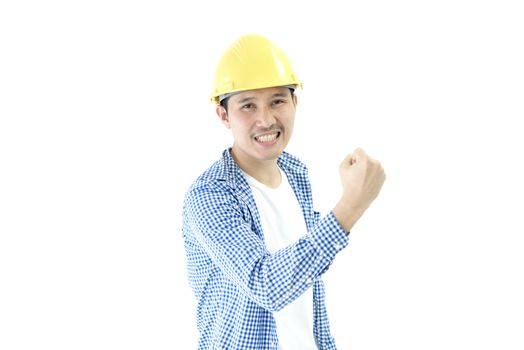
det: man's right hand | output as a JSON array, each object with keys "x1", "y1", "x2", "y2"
[{"x1": 332, "y1": 148, "x2": 386, "y2": 232}]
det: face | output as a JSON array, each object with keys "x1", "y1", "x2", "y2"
[{"x1": 216, "y1": 86, "x2": 297, "y2": 169}]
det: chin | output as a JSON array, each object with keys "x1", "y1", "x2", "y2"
[{"x1": 257, "y1": 149, "x2": 284, "y2": 161}]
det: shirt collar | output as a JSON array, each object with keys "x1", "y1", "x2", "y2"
[{"x1": 219, "y1": 148, "x2": 307, "y2": 190}]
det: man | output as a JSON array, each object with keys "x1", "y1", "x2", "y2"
[{"x1": 182, "y1": 34, "x2": 385, "y2": 349}]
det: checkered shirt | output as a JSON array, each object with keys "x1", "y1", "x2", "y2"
[{"x1": 182, "y1": 149, "x2": 349, "y2": 349}]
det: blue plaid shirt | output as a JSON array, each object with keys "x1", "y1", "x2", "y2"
[{"x1": 182, "y1": 149, "x2": 349, "y2": 349}]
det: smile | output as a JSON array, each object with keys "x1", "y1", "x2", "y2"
[{"x1": 254, "y1": 132, "x2": 280, "y2": 143}]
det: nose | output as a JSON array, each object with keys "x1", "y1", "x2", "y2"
[{"x1": 256, "y1": 106, "x2": 276, "y2": 128}]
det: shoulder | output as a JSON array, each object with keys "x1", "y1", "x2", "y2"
[
  {"x1": 185, "y1": 156, "x2": 227, "y2": 197},
  {"x1": 183, "y1": 149, "x2": 240, "y2": 208}
]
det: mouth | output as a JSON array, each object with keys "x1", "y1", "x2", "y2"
[{"x1": 254, "y1": 131, "x2": 281, "y2": 143}]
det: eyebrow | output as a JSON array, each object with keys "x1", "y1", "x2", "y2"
[
  {"x1": 235, "y1": 92, "x2": 290, "y2": 105},
  {"x1": 236, "y1": 96, "x2": 255, "y2": 104}
]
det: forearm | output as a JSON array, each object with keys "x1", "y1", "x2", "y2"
[
  {"x1": 260, "y1": 212, "x2": 348, "y2": 310},
  {"x1": 332, "y1": 197, "x2": 367, "y2": 232},
  {"x1": 187, "y1": 209, "x2": 347, "y2": 312}
]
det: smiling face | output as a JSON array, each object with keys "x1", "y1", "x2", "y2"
[{"x1": 216, "y1": 86, "x2": 297, "y2": 171}]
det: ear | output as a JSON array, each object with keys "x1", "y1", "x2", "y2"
[
  {"x1": 292, "y1": 93, "x2": 298, "y2": 106},
  {"x1": 216, "y1": 105, "x2": 230, "y2": 129}
]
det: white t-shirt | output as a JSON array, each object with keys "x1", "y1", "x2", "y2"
[{"x1": 243, "y1": 168, "x2": 317, "y2": 350}]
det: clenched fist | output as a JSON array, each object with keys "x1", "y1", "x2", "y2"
[{"x1": 332, "y1": 148, "x2": 386, "y2": 232}]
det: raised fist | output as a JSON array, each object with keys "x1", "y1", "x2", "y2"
[{"x1": 333, "y1": 148, "x2": 386, "y2": 231}]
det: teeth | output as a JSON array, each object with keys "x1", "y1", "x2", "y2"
[{"x1": 256, "y1": 133, "x2": 278, "y2": 142}]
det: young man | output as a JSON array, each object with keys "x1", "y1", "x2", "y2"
[{"x1": 182, "y1": 34, "x2": 385, "y2": 349}]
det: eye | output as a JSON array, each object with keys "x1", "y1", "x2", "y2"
[
  {"x1": 272, "y1": 99, "x2": 286, "y2": 106},
  {"x1": 241, "y1": 103, "x2": 255, "y2": 110}
]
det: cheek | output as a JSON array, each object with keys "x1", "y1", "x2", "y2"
[
  {"x1": 231, "y1": 122, "x2": 251, "y2": 139},
  {"x1": 282, "y1": 115, "x2": 295, "y2": 131}
]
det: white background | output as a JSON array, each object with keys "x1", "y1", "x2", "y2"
[{"x1": 1, "y1": 0, "x2": 523, "y2": 349}]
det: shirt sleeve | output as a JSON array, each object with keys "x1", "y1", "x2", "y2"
[{"x1": 184, "y1": 181, "x2": 349, "y2": 312}]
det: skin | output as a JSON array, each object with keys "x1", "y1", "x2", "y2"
[
  {"x1": 216, "y1": 86, "x2": 386, "y2": 231},
  {"x1": 332, "y1": 149, "x2": 386, "y2": 231},
  {"x1": 216, "y1": 86, "x2": 297, "y2": 188}
]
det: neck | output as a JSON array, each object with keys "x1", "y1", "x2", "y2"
[{"x1": 231, "y1": 149, "x2": 282, "y2": 188}]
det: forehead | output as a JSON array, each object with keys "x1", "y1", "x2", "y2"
[{"x1": 229, "y1": 86, "x2": 291, "y2": 103}]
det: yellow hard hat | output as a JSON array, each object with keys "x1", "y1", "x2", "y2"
[{"x1": 210, "y1": 34, "x2": 303, "y2": 104}]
